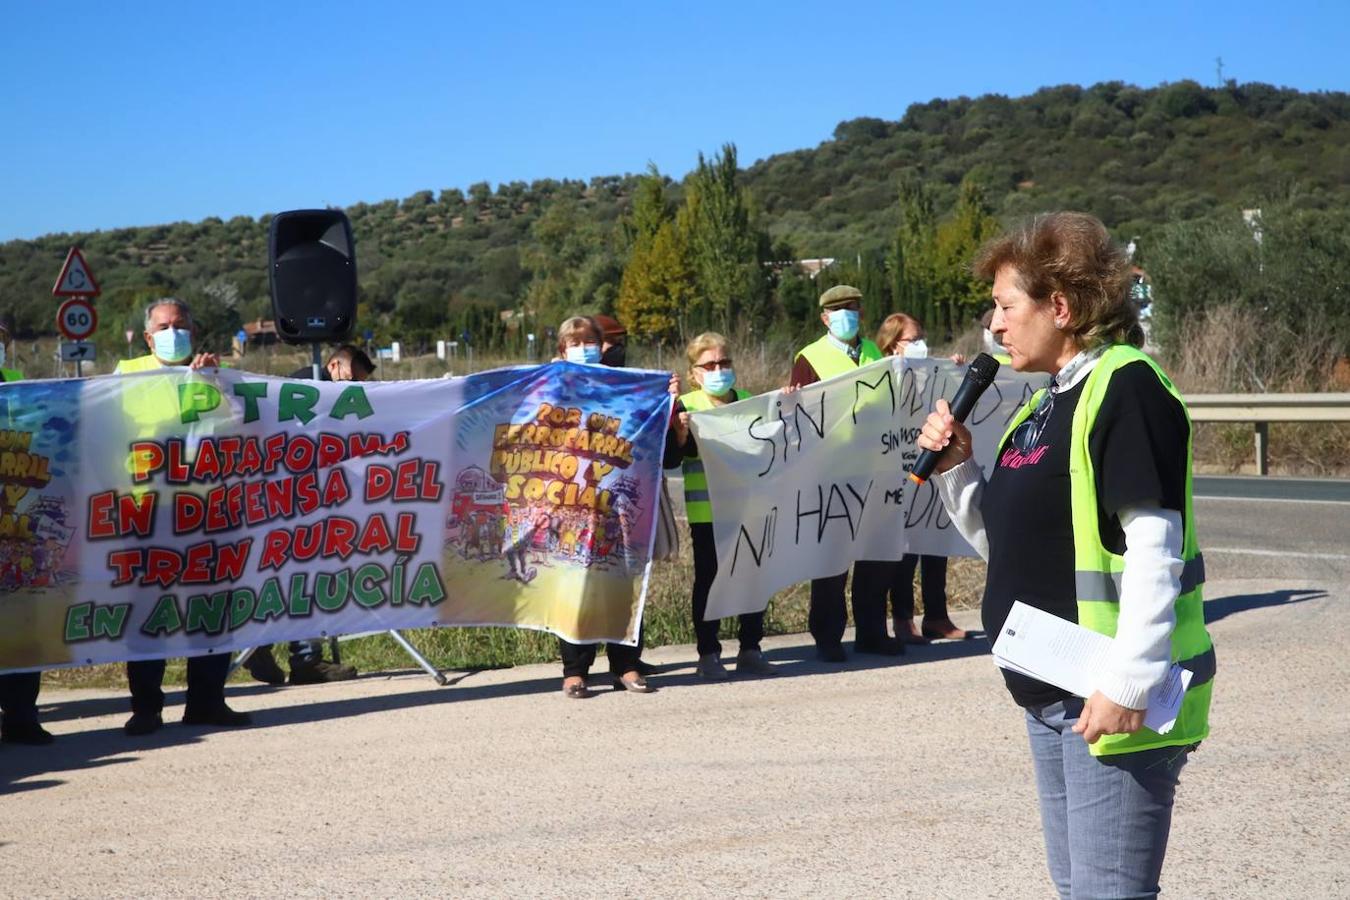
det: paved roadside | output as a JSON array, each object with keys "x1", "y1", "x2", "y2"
[{"x1": 3, "y1": 574, "x2": 1347, "y2": 898}]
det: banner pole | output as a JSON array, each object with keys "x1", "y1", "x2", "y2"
[{"x1": 386, "y1": 630, "x2": 448, "y2": 685}]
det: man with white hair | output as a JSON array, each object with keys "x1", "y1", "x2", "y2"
[{"x1": 115, "y1": 298, "x2": 251, "y2": 736}]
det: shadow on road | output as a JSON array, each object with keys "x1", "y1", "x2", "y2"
[
  {"x1": 1203, "y1": 588, "x2": 1327, "y2": 624},
  {"x1": 5, "y1": 634, "x2": 992, "y2": 794}
]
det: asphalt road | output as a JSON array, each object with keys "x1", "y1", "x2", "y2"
[{"x1": 2, "y1": 492, "x2": 1347, "y2": 898}]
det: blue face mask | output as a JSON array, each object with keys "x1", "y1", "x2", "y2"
[
  {"x1": 827, "y1": 308, "x2": 860, "y2": 341},
  {"x1": 702, "y1": 368, "x2": 736, "y2": 396},
  {"x1": 152, "y1": 327, "x2": 193, "y2": 363},
  {"x1": 565, "y1": 343, "x2": 601, "y2": 365}
]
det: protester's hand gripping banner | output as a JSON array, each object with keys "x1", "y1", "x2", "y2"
[
  {"x1": 689, "y1": 357, "x2": 1041, "y2": 619},
  {"x1": 0, "y1": 363, "x2": 672, "y2": 674}
]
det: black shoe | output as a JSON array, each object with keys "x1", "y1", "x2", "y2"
[
  {"x1": 243, "y1": 648, "x2": 287, "y2": 685},
  {"x1": 1, "y1": 722, "x2": 55, "y2": 745},
  {"x1": 816, "y1": 643, "x2": 847, "y2": 663},
  {"x1": 289, "y1": 659, "x2": 358, "y2": 685},
  {"x1": 124, "y1": 712, "x2": 163, "y2": 736},
  {"x1": 855, "y1": 636, "x2": 906, "y2": 657},
  {"x1": 181, "y1": 705, "x2": 252, "y2": 728}
]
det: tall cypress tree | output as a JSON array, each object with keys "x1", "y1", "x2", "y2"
[{"x1": 683, "y1": 144, "x2": 768, "y2": 334}]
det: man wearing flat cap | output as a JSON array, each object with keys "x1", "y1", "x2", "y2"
[{"x1": 789, "y1": 285, "x2": 903, "y2": 662}]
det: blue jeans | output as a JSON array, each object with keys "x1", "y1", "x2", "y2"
[{"x1": 1025, "y1": 699, "x2": 1192, "y2": 900}]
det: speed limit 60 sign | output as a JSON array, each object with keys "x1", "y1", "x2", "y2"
[{"x1": 58, "y1": 298, "x2": 98, "y2": 341}]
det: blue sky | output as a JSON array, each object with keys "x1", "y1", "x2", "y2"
[{"x1": 2, "y1": 0, "x2": 1345, "y2": 241}]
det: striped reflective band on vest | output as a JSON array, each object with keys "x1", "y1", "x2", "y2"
[
  {"x1": 680, "y1": 387, "x2": 749, "y2": 524},
  {"x1": 1075, "y1": 554, "x2": 1207, "y2": 604},
  {"x1": 683, "y1": 458, "x2": 710, "y2": 504}
]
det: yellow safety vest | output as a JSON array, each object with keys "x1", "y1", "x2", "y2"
[
  {"x1": 114, "y1": 354, "x2": 167, "y2": 375},
  {"x1": 1000, "y1": 344, "x2": 1214, "y2": 756},
  {"x1": 795, "y1": 334, "x2": 883, "y2": 380},
  {"x1": 0, "y1": 368, "x2": 22, "y2": 382},
  {"x1": 679, "y1": 387, "x2": 750, "y2": 524}
]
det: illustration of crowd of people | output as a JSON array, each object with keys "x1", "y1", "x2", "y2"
[
  {"x1": 1, "y1": 213, "x2": 1213, "y2": 897},
  {"x1": 449, "y1": 469, "x2": 633, "y2": 582}
]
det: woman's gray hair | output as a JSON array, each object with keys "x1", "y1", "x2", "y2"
[{"x1": 144, "y1": 297, "x2": 193, "y2": 330}]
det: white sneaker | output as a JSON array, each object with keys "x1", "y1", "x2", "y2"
[{"x1": 696, "y1": 653, "x2": 729, "y2": 680}]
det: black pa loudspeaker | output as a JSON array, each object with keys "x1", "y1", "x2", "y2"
[{"x1": 268, "y1": 209, "x2": 357, "y2": 344}]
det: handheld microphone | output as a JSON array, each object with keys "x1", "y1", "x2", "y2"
[{"x1": 908, "y1": 352, "x2": 1001, "y2": 486}]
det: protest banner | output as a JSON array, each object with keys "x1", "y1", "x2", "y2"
[
  {"x1": 0, "y1": 362, "x2": 671, "y2": 674},
  {"x1": 689, "y1": 357, "x2": 1041, "y2": 619}
]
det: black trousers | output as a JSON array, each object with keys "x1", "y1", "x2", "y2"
[
  {"x1": 126, "y1": 654, "x2": 231, "y2": 717},
  {"x1": 558, "y1": 636, "x2": 642, "y2": 680},
  {"x1": 895, "y1": 553, "x2": 950, "y2": 621},
  {"x1": 0, "y1": 671, "x2": 40, "y2": 727},
  {"x1": 808, "y1": 568, "x2": 890, "y2": 648},
  {"x1": 852, "y1": 555, "x2": 951, "y2": 623},
  {"x1": 690, "y1": 522, "x2": 764, "y2": 656}
]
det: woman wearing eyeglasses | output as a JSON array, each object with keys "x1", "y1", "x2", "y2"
[
  {"x1": 668, "y1": 332, "x2": 777, "y2": 681},
  {"x1": 853, "y1": 312, "x2": 971, "y2": 645},
  {"x1": 916, "y1": 212, "x2": 1214, "y2": 899}
]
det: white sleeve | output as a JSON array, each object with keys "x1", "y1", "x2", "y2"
[
  {"x1": 1094, "y1": 504, "x2": 1184, "y2": 710},
  {"x1": 931, "y1": 458, "x2": 989, "y2": 562}
]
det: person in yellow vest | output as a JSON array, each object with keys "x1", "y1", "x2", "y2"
[
  {"x1": 917, "y1": 213, "x2": 1214, "y2": 898},
  {"x1": 0, "y1": 327, "x2": 55, "y2": 746},
  {"x1": 668, "y1": 332, "x2": 776, "y2": 680},
  {"x1": 0, "y1": 321, "x2": 21, "y2": 383},
  {"x1": 852, "y1": 312, "x2": 973, "y2": 646},
  {"x1": 115, "y1": 297, "x2": 251, "y2": 736},
  {"x1": 788, "y1": 284, "x2": 901, "y2": 662}
]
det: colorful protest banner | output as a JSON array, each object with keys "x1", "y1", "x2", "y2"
[
  {"x1": 688, "y1": 358, "x2": 1041, "y2": 619},
  {"x1": 0, "y1": 362, "x2": 672, "y2": 674}
]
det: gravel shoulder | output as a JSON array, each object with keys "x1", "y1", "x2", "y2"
[{"x1": 2, "y1": 575, "x2": 1346, "y2": 899}]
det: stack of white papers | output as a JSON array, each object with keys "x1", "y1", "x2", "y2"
[{"x1": 991, "y1": 601, "x2": 1192, "y2": 734}]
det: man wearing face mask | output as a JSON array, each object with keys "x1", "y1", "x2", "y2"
[
  {"x1": 115, "y1": 298, "x2": 251, "y2": 736},
  {"x1": 789, "y1": 285, "x2": 899, "y2": 662}
]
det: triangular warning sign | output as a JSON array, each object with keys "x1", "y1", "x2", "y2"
[{"x1": 52, "y1": 247, "x2": 100, "y2": 297}]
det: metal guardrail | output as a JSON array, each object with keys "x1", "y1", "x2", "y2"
[{"x1": 1186, "y1": 393, "x2": 1350, "y2": 475}]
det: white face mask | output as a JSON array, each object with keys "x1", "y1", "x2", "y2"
[
  {"x1": 152, "y1": 327, "x2": 193, "y2": 363},
  {"x1": 565, "y1": 344, "x2": 601, "y2": 365},
  {"x1": 903, "y1": 338, "x2": 929, "y2": 359},
  {"x1": 982, "y1": 328, "x2": 1004, "y2": 355}
]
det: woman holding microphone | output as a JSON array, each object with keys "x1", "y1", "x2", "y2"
[{"x1": 917, "y1": 212, "x2": 1214, "y2": 899}]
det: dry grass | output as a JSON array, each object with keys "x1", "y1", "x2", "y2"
[{"x1": 1166, "y1": 303, "x2": 1350, "y2": 476}]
